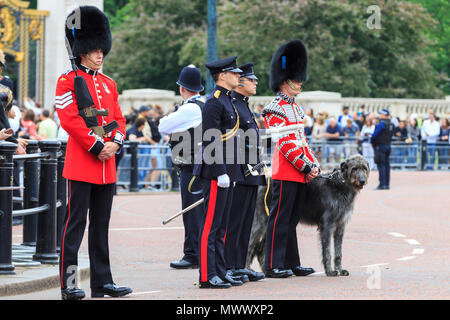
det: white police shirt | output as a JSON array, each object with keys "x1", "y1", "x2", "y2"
[{"x1": 158, "y1": 94, "x2": 204, "y2": 134}]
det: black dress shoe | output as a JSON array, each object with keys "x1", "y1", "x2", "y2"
[
  {"x1": 265, "y1": 268, "x2": 294, "y2": 278},
  {"x1": 91, "y1": 283, "x2": 132, "y2": 298},
  {"x1": 224, "y1": 270, "x2": 243, "y2": 286},
  {"x1": 170, "y1": 259, "x2": 198, "y2": 269},
  {"x1": 199, "y1": 276, "x2": 232, "y2": 289},
  {"x1": 235, "y1": 268, "x2": 265, "y2": 282},
  {"x1": 226, "y1": 270, "x2": 249, "y2": 283},
  {"x1": 292, "y1": 266, "x2": 315, "y2": 276},
  {"x1": 61, "y1": 287, "x2": 85, "y2": 300}
]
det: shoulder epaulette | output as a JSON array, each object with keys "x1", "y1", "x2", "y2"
[
  {"x1": 214, "y1": 90, "x2": 221, "y2": 99},
  {"x1": 262, "y1": 96, "x2": 286, "y2": 118},
  {"x1": 99, "y1": 72, "x2": 114, "y2": 82}
]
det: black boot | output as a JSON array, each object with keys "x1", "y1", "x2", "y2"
[
  {"x1": 91, "y1": 283, "x2": 132, "y2": 298},
  {"x1": 61, "y1": 287, "x2": 85, "y2": 300}
]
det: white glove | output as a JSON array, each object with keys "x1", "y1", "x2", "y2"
[{"x1": 217, "y1": 174, "x2": 230, "y2": 188}]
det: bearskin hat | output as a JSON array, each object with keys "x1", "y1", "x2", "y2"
[
  {"x1": 269, "y1": 39, "x2": 308, "y2": 93},
  {"x1": 65, "y1": 6, "x2": 112, "y2": 61}
]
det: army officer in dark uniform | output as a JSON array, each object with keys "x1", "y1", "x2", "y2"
[
  {"x1": 193, "y1": 56, "x2": 245, "y2": 289},
  {"x1": 224, "y1": 63, "x2": 265, "y2": 282}
]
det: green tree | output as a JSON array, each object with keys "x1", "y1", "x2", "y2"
[
  {"x1": 106, "y1": 0, "x2": 445, "y2": 99},
  {"x1": 104, "y1": 0, "x2": 206, "y2": 92},
  {"x1": 407, "y1": 0, "x2": 450, "y2": 94}
]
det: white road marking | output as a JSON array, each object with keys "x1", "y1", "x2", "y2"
[
  {"x1": 109, "y1": 227, "x2": 184, "y2": 231},
  {"x1": 405, "y1": 239, "x2": 420, "y2": 245},
  {"x1": 412, "y1": 248, "x2": 424, "y2": 255},
  {"x1": 360, "y1": 263, "x2": 389, "y2": 268},
  {"x1": 131, "y1": 290, "x2": 162, "y2": 296},
  {"x1": 397, "y1": 256, "x2": 417, "y2": 261},
  {"x1": 388, "y1": 232, "x2": 406, "y2": 238}
]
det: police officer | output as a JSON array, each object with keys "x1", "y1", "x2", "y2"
[
  {"x1": 262, "y1": 40, "x2": 318, "y2": 278},
  {"x1": 224, "y1": 63, "x2": 265, "y2": 282},
  {"x1": 159, "y1": 65, "x2": 205, "y2": 269},
  {"x1": 57, "y1": 6, "x2": 131, "y2": 300},
  {"x1": 193, "y1": 56, "x2": 245, "y2": 288},
  {"x1": 371, "y1": 109, "x2": 394, "y2": 190}
]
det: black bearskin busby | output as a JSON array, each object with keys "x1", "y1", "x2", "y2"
[
  {"x1": 65, "y1": 6, "x2": 112, "y2": 62},
  {"x1": 269, "y1": 39, "x2": 308, "y2": 93}
]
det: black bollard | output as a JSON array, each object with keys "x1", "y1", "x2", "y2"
[
  {"x1": 56, "y1": 139, "x2": 68, "y2": 253},
  {"x1": 128, "y1": 141, "x2": 139, "y2": 192},
  {"x1": 33, "y1": 140, "x2": 61, "y2": 264},
  {"x1": 22, "y1": 140, "x2": 40, "y2": 247},
  {"x1": 0, "y1": 142, "x2": 18, "y2": 275}
]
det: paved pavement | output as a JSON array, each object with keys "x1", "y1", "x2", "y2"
[{"x1": 1, "y1": 171, "x2": 449, "y2": 300}]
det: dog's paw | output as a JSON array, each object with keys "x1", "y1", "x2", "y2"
[
  {"x1": 339, "y1": 269, "x2": 350, "y2": 276},
  {"x1": 326, "y1": 270, "x2": 339, "y2": 277}
]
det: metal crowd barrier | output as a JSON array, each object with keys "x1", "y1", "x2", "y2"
[
  {"x1": 116, "y1": 142, "x2": 175, "y2": 192},
  {"x1": 0, "y1": 139, "x2": 67, "y2": 274}
]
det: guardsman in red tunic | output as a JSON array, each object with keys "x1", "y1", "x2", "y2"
[
  {"x1": 56, "y1": 6, "x2": 131, "y2": 300},
  {"x1": 263, "y1": 40, "x2": 319, "y2": 278}
]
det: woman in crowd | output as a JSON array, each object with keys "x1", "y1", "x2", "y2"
[
  {"x1": 360, "y1": 117, "x2": 376, "y2": 169},
  {"x1": 406, "y1": 117, "x2": 421, "y2": 165},
  {"x1": 438, "y1": 117, "x2": 449, "y2": 168},
  {"x1": 20, "y1": 109, "x2": 42, "y2": 140}
]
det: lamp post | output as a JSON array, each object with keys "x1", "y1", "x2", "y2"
[{"x1": 206, "y1": 0, "x2": 217, "y2": 95}]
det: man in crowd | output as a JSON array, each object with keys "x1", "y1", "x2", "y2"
[
  {"x1": 38, "y1": 110, "x2": 58, "y2": 139},
  {"x1": 159, "y1": 64, "x2": 205, "y2": 270},
  {"x1": 421, "y1": 110, "x2": 440, "y2": 170},
  {"x1": 262, "y1": 39, "x2": 319, "y2": 279}
]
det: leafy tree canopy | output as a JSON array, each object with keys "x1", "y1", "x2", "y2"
[{"x1": 104, "y1": 0, "x2": 446, "y2": 99}]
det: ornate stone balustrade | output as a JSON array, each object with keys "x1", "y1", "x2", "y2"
[{"x1": 119, "y1": 89, "x2": 450, "y2": 119}]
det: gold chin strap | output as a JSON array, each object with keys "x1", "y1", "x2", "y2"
[
  {"x1": 264, "y1": 176, "x2": 271, "y2": 216},
  {"x1": 287, "y1": 80, "x2": 302, "y2": 94}
]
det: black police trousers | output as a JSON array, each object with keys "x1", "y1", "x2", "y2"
[
  {"x1": 265, "y1": 180, "x2": 306, "y2": 271},
  {"x1": 225, "y1": 184, "x2": 258, "y2": 270},
  {"x1": 198, "y1": 179, "x2": 234, "y2": 282},
  {"x1": 375, "y1": 144, "x2": 391, "y2": 188},
  {"x1": 59, "y1": 180, "x2": 114, "y2": 290},
  {"x1": 179, "y1": 165, "x2": 203, "y2": 264}
]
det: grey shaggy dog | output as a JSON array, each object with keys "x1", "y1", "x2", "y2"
[{"x1": 246, "y1": 154, "x2": 370, "y2": 276}]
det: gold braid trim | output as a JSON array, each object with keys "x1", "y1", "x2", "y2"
[{"x1": 264, "y1": 176, "x2": 271, "y2": 216}]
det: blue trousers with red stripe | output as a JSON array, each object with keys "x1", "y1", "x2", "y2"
[
  {"x1": 198, "y1": 179, "x2": 234, "y2": 282},
  {"x1": 225, "y1": 184, "x2": 258, "y2": 270},
  {"x1": 265, "y1": 180, "x2": 306, "y2": 271},
  {"x1": 59, "y1": 180, "x2": 114, "y2": 289}
]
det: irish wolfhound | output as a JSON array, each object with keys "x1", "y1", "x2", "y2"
[{"x1": 247, "y1": 154, "x2": 370, "y2": 276}]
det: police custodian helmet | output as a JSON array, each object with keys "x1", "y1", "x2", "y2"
[{"x1": 176, "y1": 65, "x2": 204, "y2": 92}]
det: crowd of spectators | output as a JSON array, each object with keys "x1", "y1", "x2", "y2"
[
  {"x1": 3, "y1": 98, "x2": 449, "y2": 192},
  {"x1": 252, "y1": 104, "x2": 450, "y2": 170},
  {"x1": 2, "y1": 97, "x2": 59, "y2": 142}
]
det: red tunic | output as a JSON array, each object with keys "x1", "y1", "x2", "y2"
[
  {"x1": 55, "y1": 68, "x2": 126, "y2": 185},
  {"x1": 263, "y1": 93, "x2": 319, "y2": 183}
]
